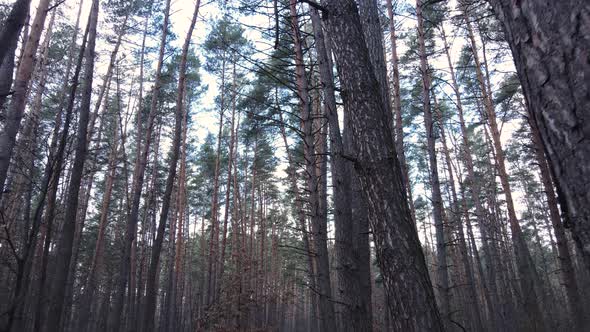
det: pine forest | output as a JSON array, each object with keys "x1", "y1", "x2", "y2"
[{"x1": 0, "y1": 0, "x2": 589, "y2": 331}]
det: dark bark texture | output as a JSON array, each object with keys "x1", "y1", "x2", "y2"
[
  {"x1": 488, "y1": 0, "x2": 590, "y2": 270},
  {"x1": 320, "y1": 1, "x2": 444, "y2": 331}
]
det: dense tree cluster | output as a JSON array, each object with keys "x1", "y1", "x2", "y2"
[{"x1": 0, "y1": 0, "x2": 588, "y2": 331}]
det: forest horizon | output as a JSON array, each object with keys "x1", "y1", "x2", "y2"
[{"x1": 0, "y1": 0, "x2": 589, "y2": 331}]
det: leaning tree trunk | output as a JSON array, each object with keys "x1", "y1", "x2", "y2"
[
  {"x1": 321, "y1": 1, "x2": 444, "y2": 331},
  {"x1": 140, "y1": 1, "x2": 199, "y2": 330},
  {"x1": 486, "y1": 0, "x2": 590, "y2": 271},
  {"x1": 45, "y1": 0, "x2": 99, "y2": 330},
  {"x1": 0, "y1": 0, "x2": 30, "y2": 66},
  {"x1": 0, "y1": 0, "x2": 50, "y2": 204},
  {"x1": 462, "y1": 8, "x2": 547, "y2": 330},
  {"x1": 109, "y1": 0, "x2": 168, "y2": 329}
]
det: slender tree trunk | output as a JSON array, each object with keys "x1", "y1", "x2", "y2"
[
  {"x1": 435, "y1": 97, "x2": 485, "y2": 332},
  {"x1": 276, "y1": 99, "x2": 318, "y2": 332},
  {"x1": 110, "y1": 0, "x2": 168, "y2": 329},
  {"x1": 140, "y1": 2, "x2": 199, "y2": 330},
  {"x1": 0, "y1": 0, "x2": 51, "y2": 204},
  {"x1": 45, "y1": 0, "x2": 99, "y2": 330},
  {"x1": 77, "y1": 96, "x2": 121, "y2": 331},
  {"x1": 462, "y1": 9, "x2": 547, "y2": 330},
  {"x1": 217, "y1": 60, "x2": 238, "y2": 294},
  {"x1": 168, "y1": 85, "x2": 190, "y2": 332},
  {"x1": 207, "y1": 54, "x2": 226, "y2": 308},
  {"x1": 385, "y1": 0, "x2": 416, "y2": 223},
  {"x1": 416, "y1": 1, "x2": 450, "y2": 323},
  {"x1": 440, "y1": 23, "x2": 502, "y2": 330},
  {"x1": 28, "y1": 11, "x2": 88, "y2": 332},
  {"x1": 487, "y1": 1, "x2": 590, "y2": 269},
  {"x1": 289, "y1": 2, "x2": 336, "y2": 330},
  {"x1": 321, "y1": 1, "x2": 444, "y2": 330}
]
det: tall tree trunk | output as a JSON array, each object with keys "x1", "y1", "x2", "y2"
[
  {"x1": 276, "y1": 99, "x2": 318, "y2": 332},
  {"x1": 321, "y1": 1, "x2": 444, "y2": 330},
  {"x1": 109, "y1": 0, "x2": 168, "y2": 329},
  {"x1": 28, "y1": 10, "x2": 88, "y2": 331},
  {"x1": 289, "y1": 2, "x2": 336, "y2": 330},
  {"x1": 168, "y1": 84, "x2": 190, "y2": 332},
  {"x1": 309, "y1": 8, "x2": 370, "y2": 331},
  {"x1": 461, "y1": 8, "x2": 547, "y2": 330},
  {"x1": 0, "y1": 0, "x2": 51, "y2": 204},
  {"x1": 45, "y1": 0, "x2": 99, "y2": 330},
  {"x1": 77, "y1": 94, "x2": 121, "y2": 332},
  {"x1": 486, "y1": 0, "x2": 590, "y2": 269},
  {"x1": 385, "y1": 0, "x2": 416, "y2": 223},
  {"x1": 416, "y1": 0, "x2": 450, "y2": 323},
  {"x1": 434, "y1": 99, "x2": 485, "y2": 332},
  {"x1": 439, "y1": 24, "x2": 500, "y2": 330},
  {"x1": 217, "y1": 60, "x2": 238, "y2": 295},
  {"x1": 207, "y1": 54, "x2": 225, "y2": 308},
  {"x1": 140, "y1": 1, "x2": 199, "y2": 330}
]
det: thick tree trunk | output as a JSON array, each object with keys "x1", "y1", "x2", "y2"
[
  {"x1": 487, "y1": 0, "x2": 590, "y2": 270},
  {"x1": 45, "y1": 0, "x2": 99, "y2": 330},
  {"x1": 528, "y1": 116, "x2": 587, "y2": 330},
  {"x1": 321, "y1": 1, "x2": 444, "y2": 330},
  {"x1": 309, "y1": 8, "x2": 370, "y2": 332},
  {"x1": 0, "y1": 0, "x2": 30, "y2": 66},
  {"x1": 0, "y1": 26, "x2": 18, "y2": 111}
]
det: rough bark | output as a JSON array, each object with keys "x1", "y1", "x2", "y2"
[
  {"x1": 487, "y1": 0, "x2": 590, "y2": 272},
  {"x1": 310, "y1": 8, "x2": 370, "y2": 332},
  {"x1": 528, "y1": 115, "x2": 587, "y2": 330},
  {"x1": 320, "y1": 1, "x2": 444, "y2": 330}
]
